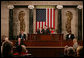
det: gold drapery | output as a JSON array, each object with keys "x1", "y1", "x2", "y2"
[
  {"x1": 18, "y1": 11, "x2": 25, "y2": 31},
  {"x1": 66, "y1": 11, "x2": 73, "y2": 33}
]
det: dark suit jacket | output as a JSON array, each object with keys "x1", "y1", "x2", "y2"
[
  {"x1": 18, "y1": 34, "x2": 26, "y2": 40},
  {"x1": 66, "y1": 34, "x2": 75, "y2": 40},
  {"x1": 46, "y1": 28, "x2": 51, "y2": 34},
  {"x1": 37, "y1": 29, "x2": 42, "y2": 34},
  {"x1": 42, "y1": 28, "x2": 50, "y2": 34},
  {"x1": 42, "y1": 29, "x2": 46, "y2": 34},
  {"x1": 18, "y1": 34, "x2": 26, "y2": 45}
]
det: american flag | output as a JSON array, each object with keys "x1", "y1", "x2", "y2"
[{"x1": 36, "y1": 8, "x2": 55, "y2": 32}]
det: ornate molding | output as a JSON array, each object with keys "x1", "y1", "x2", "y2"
[
  {"x1": 77, "y1": 5, "x2": 83, "y2": 9},
  {"x1": 28, "y1": 5, "x2": 34, "y2": 9},
  {"x1": 57, "y1": 5, "x2": 63, "y2": 9},
  {"x1": 8, "y1": 5, "x2": 14, "y2": 9}
]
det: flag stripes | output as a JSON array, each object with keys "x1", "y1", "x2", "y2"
[{"x1": 36, "y1": 8, "x2": 55, "y2": 32}]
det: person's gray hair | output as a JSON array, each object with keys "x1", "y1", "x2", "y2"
[{"x1": 67, "y1": 47, "x2": 75, "y2": 56}]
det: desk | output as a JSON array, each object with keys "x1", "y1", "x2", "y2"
[{"x1": 27, "y1": 34, "x2": 63, "y2": 41}]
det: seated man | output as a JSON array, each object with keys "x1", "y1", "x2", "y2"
[
  {"x1": 36, "y1": 27, "x2": 42, "y2": 34},
  {"x1": 42, "y1": 25, "x2": 51, "y2": 34},
  {"x1": 66, "y1": 31, "x2": 75, "y2": 40},
  {"x1": 15, "y1": 30, "x2": 26, "y2": 47},
  {"x1": 18, "y1": 30, "x2": 26, "y2": 44}
]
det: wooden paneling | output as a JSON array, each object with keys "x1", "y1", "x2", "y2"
[
  {"x1": 11, "y1": 34, "x2": 83, "y2": 47},
  {"x1": 12, "y1": 34, "x2": 83, "y2": 57},
  {"x1": 27, "y1": 34, "x2": 63, "y2": 41},
  {"x1": 27, "y1": 48, "x2": 64, "y2": 57},
  {"x1": 11, "y1": 40, "x2": 83, "y2": 47}
]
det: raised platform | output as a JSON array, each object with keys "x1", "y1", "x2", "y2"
[
  {"x1": 11, "y1": 40, "x2": 83, "y2": 48},
  {"x1": 12, "y1": 34, "x2": 83, "y2": 57},
  {"x1": 27, "y1": 47, "x2": 64, "y2": 57},
  {"x1": 11, "y1": 34, "x2": 83, "y2": 48}
]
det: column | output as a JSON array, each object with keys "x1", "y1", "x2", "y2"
[
  {"x1": 33, "y1": 6, "x2": 36, "y2": 34},
  {"x1": 57, "y1": 5, "x2": 63, "y2": 34},
  {"x1": 28, "y1": 5, "x2": 34, "y2": 34},
  {"x1": 8, "y1": 5, "x2": 14, "y2": 40},
  {"x1": 77, "y1": 5, "x2": 83, "y2": 40},
  {"x1": 55, "y1": 5, "x2": 58, "y2": 33}
]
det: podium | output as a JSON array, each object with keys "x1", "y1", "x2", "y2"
[{"x1": 27, "y1": 34, "x2": 63, "y2": 41}]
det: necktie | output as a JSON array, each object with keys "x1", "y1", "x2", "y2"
[{"x1": 21, "y1": 35, "x2": 23, "y2": 39}]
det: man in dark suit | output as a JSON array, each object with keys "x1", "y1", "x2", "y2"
[
  {"x1": 19, "y1": 30, "x2": 26, "y2": 40},
  {"x1": 37, "y1": 27, "x2": 42, "y2": 34},
  {"x1": 66, "y1": 31, "x2": 75, "y2": 40},
  {"x1": 42, "y1": 25, "x2": 50, "y2": 34},
  {"x1": 17, "y1": 30, "x2": 26, "y2": 45},
  {"x1": 46, "y1": 27, "x2": 51, "y2": 34}
]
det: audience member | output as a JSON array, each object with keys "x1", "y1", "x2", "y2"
[
  {"x1": 76, "y1": 46, "x2": 83, "y2": 57},
  {"x1": 2, "y1": 37, "x2": 13, "y2": 57},
  {"x1": 1, "y1": 35, "x2": 6, "y2": 55},
  {"x1": 73, "y1": 38, "x2": 79, "y2": 51},
  {"x1": 64, "y1": 45, "x2": 69, "y2": 57},
  {"x1": 67, "y1": 47, "x2": 75, "y2": 57},
  {"x1": 1, "y1": 35, "x2": 6, "y2": 44},
  {"x1": 64, "y1": 46, "x2": 76, "y2": 57}
]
